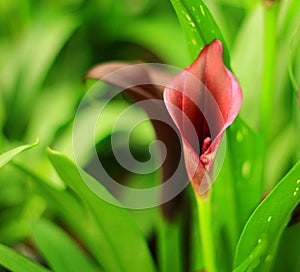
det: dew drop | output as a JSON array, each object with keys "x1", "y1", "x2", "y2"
[
  {"x1": 236, "y1": 131, "x2": 243, "y2": 142},
  {"x1": 294, "y1": 191, "x2": 298, "y2": 196},
  {"x1": 258, "y1": 238, "x2": 262, "y2": 244},
  {"x1": 192, "y1": 6, "x2": 196, "y2": 12},
  {"x1": 191, "y1": 38, "x2": 197, "y2": 45},
  {"x1": 267, "y1": 216, "x2": 272, "y2": 222},
  {"x1": 200, "y1": 5, "x2": 205, "y2": 16},
  {"x1": 265, "y1": 254, "x2": 273, "y2": 263},
  {"x1": 186, "y1": 14, "x2": 192, "y2": 22},
  {"x1": 297, "y1": 179, "x2": 300, "y2": 184},
  {"x1": 296, "y1": 187, "x2": 299, "y2": 191},
  {"x1": 242, "y1": 161, "x2": 251, "y2": 178}
]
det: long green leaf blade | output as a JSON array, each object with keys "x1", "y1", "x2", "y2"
[
  {"x1": 228, "y1": 118, "x2": 264, "y2": 228},
  {"x1": 0, "y1": 243, "x2": 50, "y2": 272},
  {"x1": 234, "y1": 161, "x2": 300, "y2": 271},
  {"x1": 169, "y1": 0, "x2": 230, "y2": 66},
  {"x1": 31, "y1": 219, "x2": 100, "y2": 272},
  {"x1": 47, "y1": 148, "x2": 156, "y2": 272},
  {"x1": 0, "y1": 140, "x2": 39, "y2": 168},
  {"x1": 20, "y1": 14, "x2": 79, "y2": 99},
  {"x1": 13, "y1": 163, "x2": 108, "y2": 270}
]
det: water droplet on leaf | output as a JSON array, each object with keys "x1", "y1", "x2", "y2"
[
  {"x1": 265, "y1": 254, "x2": 273, "y2": 263},
  {"x1": 293, "y1": 191, "x2": 298, "y2": 196},
  {"x1": 199, "y1": 5, "x2": 205, "y2": 16},
  {"x1": 236, "y1": 131, "x2": 243, "y2": 142},
  {"x1": 242, "y1": 161, "x2": 251, "y2": 178}
]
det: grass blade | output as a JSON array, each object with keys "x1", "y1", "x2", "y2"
[
  {"x1": 31, "y1": 219, "x2": 100, "y2": 272},
  {"x1": 47, "y1": 148, "x2": 156, "y2": 272},
  {"x1": 0, "y1": 140, "x2": 39, "y2": 168},
  {"x1": 234, "y1": 161, "x2": 300, "y2": 271},
  {"x1": 0, "y1": 243, "x2": 50, "y2": 272}
]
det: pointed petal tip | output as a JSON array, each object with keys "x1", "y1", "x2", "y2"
[
  {"x1": 207, "y1": 39, "x2": 223, "y2": 53},
  {"x1": 83, "y1": 62, "x2": 132, "y2": 82},
  {"x1": 191, "y1": 39, "x2": 223, "y2": 66}
]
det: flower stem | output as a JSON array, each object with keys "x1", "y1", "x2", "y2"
[
  {"x1": 196, "y1": 194, "x2": 217, "y2": 272},
  {"x1": 260, "y1": 2, "x2": 278, "y2": 138}
]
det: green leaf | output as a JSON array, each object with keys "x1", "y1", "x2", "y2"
[
  {"x1": 213, "y1": 0, "x2": 258, "y2": 10},
  {"x1": 19, "y1": 14, "x2": 79, "y2": 100},
  {"x1": 47, "y1": 148, "x2": 156, "y2": 272},
  {"x1": 228, "y1": 118, "x2": 264, "y2": 228},
  {"x1": 288, "y1": 25, "x2": 300, "y2": 95},
  {"x1": 0, "y1": 140, "x2": 39, "y2": 168},
  {"x1": 13, "y1": 163, "x2": 107, "y2": 269},
  {"x1": 271, "y1": 223, "x2": 300, "y2": 271},
  {"x1": 278, "y1": 0, "x2": 300, "y2": 39},
  {"x1": 231, "y1": 4, "x2": 263, "y2": 130},
  {"x1": 233, "y1": 161, "x2": 300, "y2": 272},
  {"x1": 4, "y1": 13, "x2": 79, "y2": 138},
  {"x1": 169, "y1": 0, "x2": 230, "y2": 66},
  {"x1": 25, "y1": 83, "x2": 80, "y2": 147},
  {"x1": 0, "y1": 242, "x2": 50, "y2": 272},
  {"x1": 157, "y1": 219, "x2": 184, "y2": 272},
  {"x1": 211, "y1": 118, "x2": 263, "y2": 270},
  {"x1": 31, "y1": 219, "x2": 100, "y2": 272},
  {"x1": 0, "y1": 196, "x2": 46, "y2": 244},
  {"x1": 265, "y1": 123, "x2": 297, "y2": 191}
]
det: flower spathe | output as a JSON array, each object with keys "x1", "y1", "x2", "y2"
[
  {"x1": 164, "y1": 39, "x2": 242, "y2": 195},
  {"x1": 85, "y1": 39, "x2": 242, "y2": 198}
]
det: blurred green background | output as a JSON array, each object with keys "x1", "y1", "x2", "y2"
[{"x1": 1, "y1": 0, "x2": 300, "y2": 271}]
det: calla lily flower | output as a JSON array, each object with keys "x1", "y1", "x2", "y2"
[
  {"x1": 164, "y1": 39, "x2": 242, "y2": 195},
  {"x1": 85, "y1": 39, "x2": 242, "y2": 199}
]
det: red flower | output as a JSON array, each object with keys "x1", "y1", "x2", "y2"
[
  {"x1": 85, "y1": 39, "x2": 242, "y2": 198},
  {"x1": 164, "y1": 39, "x2": 242, "y2": 195}
]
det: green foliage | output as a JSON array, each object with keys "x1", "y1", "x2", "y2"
[
  {"x1": 31, "y1": 219, "x2": 100, "y2": 272},
  {"x1": 47, "y1": 148, "x2": 156, "y2": 272},
  {"x1": 0, "y1": 0, "x2": 299, "y2": 272},
  {"x1": 170, "y1": 0, "x2": 230, "y2": 66},
  {"x1": 234, "y1": 161, "x2": 300, "y2": 271},
  {"x1": 0, "y1": 243, "x2": 51, "y2": 272},
  {"x1": 0, "y1": 140, "x2": 39, "y2": 168}
]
